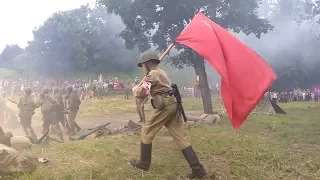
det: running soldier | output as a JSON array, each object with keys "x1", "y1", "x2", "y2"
[
  {"x1": 38, "y1": 88, "x2": 64, "y2": 142},
  {"x1": 130, "y1": 51, "x2": 207, "y2": 179},
  {"x1": 53, "y1": 88, "x2": 70, "y2": 133},
  {"x1": 65, "y1": 86, "x2": 81, "y2": 135},
  {"x1": 17, "y1": 87, "x2": 38, "y2": 138}
]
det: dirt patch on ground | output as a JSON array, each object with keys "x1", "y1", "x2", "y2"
[{"x1": 3, "y1": 111, "x2": 203, "y2": 137}]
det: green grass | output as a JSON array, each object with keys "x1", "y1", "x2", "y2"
[
  {"x1": 0, "y1": 68, "x2": 21, "y2": 79},
  {"x1": 78, "y1": 96, "x2": 223, "y2": 118},
  {"x1": 5, "y1": 96, "x2": 222, "y2": 118},
  {"x1": 15, "y1": 101, "x2": 320, "y2": 179}
]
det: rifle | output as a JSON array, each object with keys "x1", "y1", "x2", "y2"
[
  {"x1": 35, "y1": 130, "x2": 49, "y2": 144},
  {"x1": 7, "y1": 98, "x2": 17, "y2": 104},
  {"x1": 69, "y1": 122, "x2": 111, "y2": 141},
  {"x1": 34, "y1": 130, "x2": 64, "y2": 144},
  {"x1": 169, "y1": 84, "x2": 187, "y2": 122}
]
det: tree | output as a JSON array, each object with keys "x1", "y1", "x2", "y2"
[
  {"x1": 13, "y1": 54, "x2": 34, "y2": 75},
  {"x1": 0, "y1": 44, "x2": 24, "y2": 69},
  {"x1": 26, "y1": 5, "x2": 136, "y2": 77},
  {"x1": 98, "y1": 0, "x2": 273, "y2": 114}
]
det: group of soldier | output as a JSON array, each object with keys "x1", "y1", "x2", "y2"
[{"x1": 16, "y1": 86, "x2": 81, "y2": 142}]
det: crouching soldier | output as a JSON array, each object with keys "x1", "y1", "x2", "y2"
[{"x1": 130, "y1": 51, "x2": 207, "y2": 179}]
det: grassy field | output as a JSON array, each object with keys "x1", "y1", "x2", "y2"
[
  {"x1": 5, "y1": 96, "x2": 224, "y2": 118},
  {"x1": 78, "y1": 96, "x2": 224, "y2": 117},
  {"x1": 15, "y1": 101, "x2": 320, "y2": 180}
]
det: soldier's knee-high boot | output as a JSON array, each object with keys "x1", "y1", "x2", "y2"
[
  {"x1": 182, "y1": 146, "x2": 207, "y2": 179},
  {"x1": 130, "y1": 142, "x2": 152, "y2": 171}
]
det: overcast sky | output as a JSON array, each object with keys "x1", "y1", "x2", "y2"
[{"x1": 0, "y1": 0, "x2": 95, "y2": 51}]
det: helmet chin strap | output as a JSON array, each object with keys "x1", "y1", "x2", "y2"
[{"x1": 146, "y1": 62, "x2": 151, "y2": 76}]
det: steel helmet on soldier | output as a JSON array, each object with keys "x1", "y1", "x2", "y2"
[
  {"x1": 137, "y1": 50, "x2": 160, "y2": 67},
  {"x1": 24, "y1": 87, "x2": 32, "y2": 95}
]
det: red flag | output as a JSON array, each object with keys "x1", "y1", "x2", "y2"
[{"x1": 175, "y1": 12, "x2": 277, "y2": 129}]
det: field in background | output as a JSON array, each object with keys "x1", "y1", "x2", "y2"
[
  {"x1": 17, "y1": 101, "x2": 320, "y2": 180},
  {"x1": 78, "y1": 96, "x2": 223, "y2": 118},
  {"x1": 5, "y1": 96, "x2": 224, "y2": 118}
]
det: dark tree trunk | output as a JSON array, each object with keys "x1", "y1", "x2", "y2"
[{"x1": 193, "y1": 56, "x2": 214, "y2": 114}]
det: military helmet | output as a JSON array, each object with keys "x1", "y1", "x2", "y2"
[
  {"x1": 24, "y1": 87, "x2": 32, "y2": 95},
  {"x1": 137, "y1": 50, "x2": 160, "y2": 67},
  {"x1": 66, "y1": 86, "x2": 73, "y2": 93}
]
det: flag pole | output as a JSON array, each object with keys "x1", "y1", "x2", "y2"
[
  {"x1": 137, "y1": 42, "x2": 175, "y2": 86},
  {"x1": 159, "y1": 42, "x2": 175, "y2": 61}
]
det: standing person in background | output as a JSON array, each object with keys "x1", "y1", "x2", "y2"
[
  {"x1": 124, "y1": 83, "x2": 130, "y2": 100},
  {"x1": 134, "y1": 77, "x2": 139, "y2": 85},
  {"x1": 96, "y1": 80, "x2": 103, "y2": 99},
  {"x1": 98, "y1": 74, "x2": 103, "y2": 83}
]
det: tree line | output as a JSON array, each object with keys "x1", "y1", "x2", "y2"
[{"x1": 0, "y1": 6, "x2": 138, "y2": 77}]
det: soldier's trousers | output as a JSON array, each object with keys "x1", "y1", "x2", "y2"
[
  {"x1": 68, "y1": 110, "x2": 80, "y2": 133},
  {"x1": 56, "y1": 112, "x2": 70, "y2": 132},
  {"x1": 141, "y1": 97, "x2": 191, "y2": 149},
  {"x1": 42, "y1": 113, "x2": 62, "y2": 134},
  {"x1": 20, "y1": 114, "x2": 36, "y2": 137}
]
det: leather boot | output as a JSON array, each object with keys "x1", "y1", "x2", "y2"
[
  {"x1": 182, "y1": 146, "x2": 207, "y2": 179},
  {"x1": 130, "y1": 142, "x2": 152, "y2": 171}
]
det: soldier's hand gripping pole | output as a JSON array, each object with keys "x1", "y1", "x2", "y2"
[{"x1": 169, "y1": 84, "x2": 187, "y2": 122}]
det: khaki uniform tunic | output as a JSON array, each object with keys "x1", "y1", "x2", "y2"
[{"x1": 133, "y1": 67, "x2": 190, "y2": 149}]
